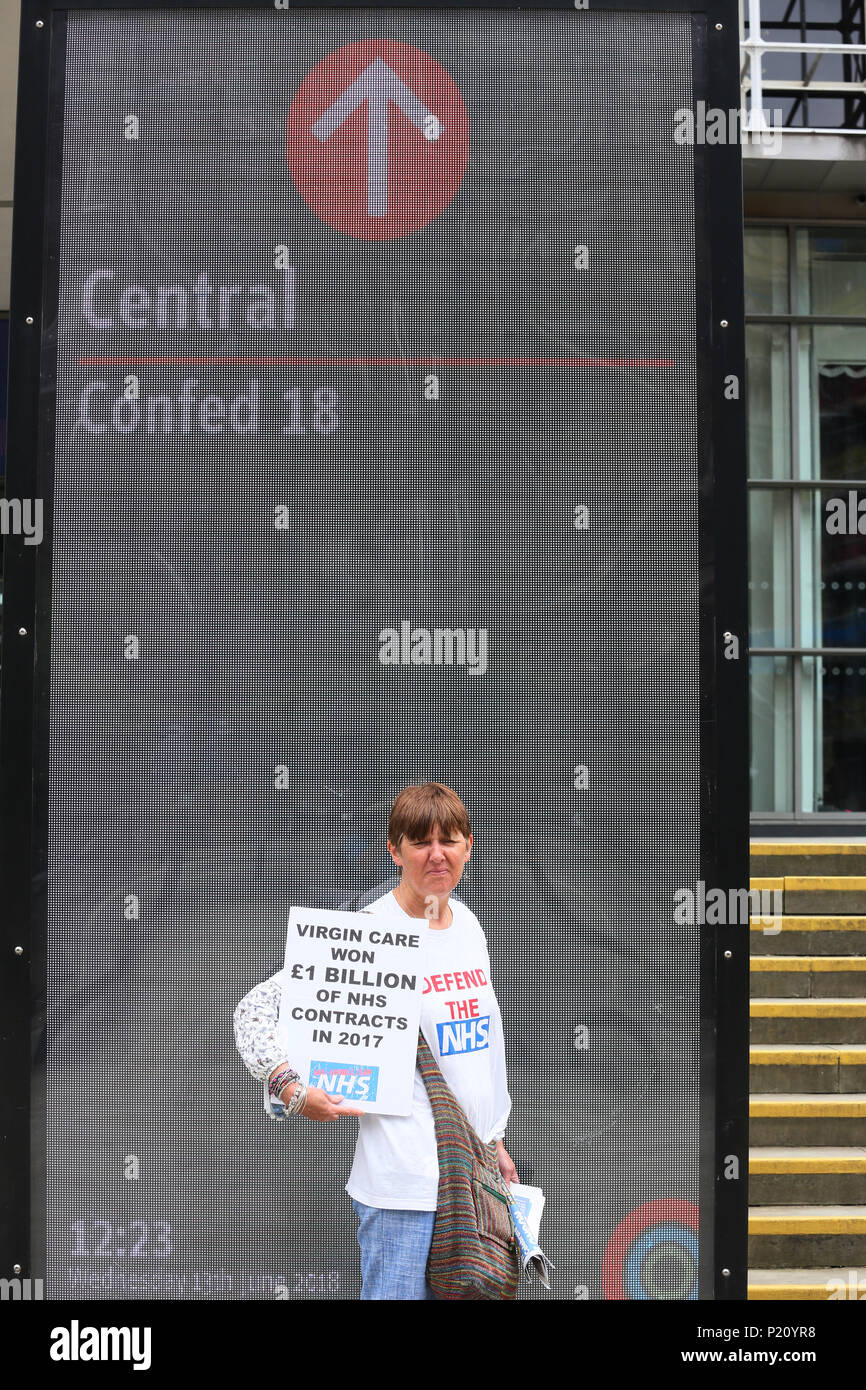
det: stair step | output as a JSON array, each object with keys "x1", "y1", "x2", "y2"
[
  {"x1": 750, "y1": 1093, "x2": 866, "y2": 1145},
  {"x1": 749, "y1": 1145, "x2": 866, "y2": 1202},
  {"x1": 748, "y1": 1266, "x2": 866, "y2": 1299},
  {"x1": 750, "y1": 998, "x2": 866, "y2": 1044},
  {"x1": 750, "y1": 877, "x2": 866, "y2": 914},
  {"x1": 750, "y1": 1204, "x2": 866, "y2": 1233},
  {"x1": 750, "y1": 917, "x2": 866, "y2": 955},
  {"x1": 751, "y1": 840, "x2": 866, "y2": 878},
  {"x1": 751, "y1": 1044, "x2": 866, "y2": 1092},
  {"x1": 748, "y1": 1204, "x2": 866, "y2": 1267},
  {"x1": 750, "y1": 959, "x2": 866, "y2": 999}
]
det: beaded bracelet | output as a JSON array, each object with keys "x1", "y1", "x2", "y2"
[{"x1": 268, "y1": 1062, "x2": 300, "y2": 1099}]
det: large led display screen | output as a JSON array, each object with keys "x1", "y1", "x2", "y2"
[{"x1": 35, "y1": 5, "x2": 710, "y2": 1299}]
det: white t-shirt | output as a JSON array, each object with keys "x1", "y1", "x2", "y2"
[{"x1": 345, "y1": 889, "x2": 512, "y2": 1211}]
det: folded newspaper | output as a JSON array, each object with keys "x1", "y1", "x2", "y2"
[{"x1": 508, "y1": 1183, "x2": 555, "y2": 1289}]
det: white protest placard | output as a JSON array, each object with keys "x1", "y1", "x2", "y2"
[{"x1": 277, "y1": 905, "x2": 424, "y2": 1115}]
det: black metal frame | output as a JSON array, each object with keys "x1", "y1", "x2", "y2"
[{"x1": 0, "y1": 0, "x2": 749, "y2": 1301}]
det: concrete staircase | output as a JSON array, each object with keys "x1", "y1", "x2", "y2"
[{"x1": 748, "y1": 841, "x2": 866, "y2": 1300}]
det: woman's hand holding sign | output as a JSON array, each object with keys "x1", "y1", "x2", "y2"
[
  {"x1": 269, "y1": 1066, "x2": 365, "y2": 1121},
  {"x1": 294, "y1": 1085, "x2": 365, "y2": 1121}
]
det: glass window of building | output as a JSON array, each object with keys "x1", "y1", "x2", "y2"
[{"x1": 747, "y1": 225, "x2": 866, "y2": 819}]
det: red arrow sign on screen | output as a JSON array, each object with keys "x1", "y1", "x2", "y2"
[
  {"x1": 313, "y1": 57, "x2": 444, "y2": 218},
  {"x1": 287, "y1": 40, "x2": 469, "y2": 240}
]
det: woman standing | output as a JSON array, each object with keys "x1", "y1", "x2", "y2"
[{"x1": 233, "y1": 781, "x2": 518, "y2": 1300}]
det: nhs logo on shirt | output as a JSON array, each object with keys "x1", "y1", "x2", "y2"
[
  {"x1": 437, "y1": 1016, "x2": 491, "y2": 1056},
  {"x1": 310, "y1": 1060, "x2": 379, "y2": 1102}
]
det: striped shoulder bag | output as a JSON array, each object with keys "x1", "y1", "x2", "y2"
[{"x1": 416, "y1": 1030, "x2": 521, "y2": 1301}]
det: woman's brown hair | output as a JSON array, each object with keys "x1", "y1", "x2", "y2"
[{"x1": 388, "y1": 782, "x2": 471, "y2": 853}]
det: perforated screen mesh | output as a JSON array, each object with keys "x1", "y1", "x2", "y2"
[{"x1": 41, "y1": 7, "x2": 702, "y2": 1299}]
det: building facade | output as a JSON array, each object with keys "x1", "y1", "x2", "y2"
[{"x1": 743, "y1": 0, "x2": 866, "y2": 830}]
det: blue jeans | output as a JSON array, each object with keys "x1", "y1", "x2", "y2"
[{"x1": 352, "y1": 1198, "x2": 437, "y2": 1301}]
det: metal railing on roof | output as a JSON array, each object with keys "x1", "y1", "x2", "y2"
[{"x1": 740, "y1": 0, "x2": 866, "y2": 134}]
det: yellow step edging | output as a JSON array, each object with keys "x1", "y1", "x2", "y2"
[
  {"x1": 748, "y1": 1269, "x2": 866, "y2": 1300},
  {"x1": 784, "y1": 877, "x2": 866, "y2": 891},
  {"x1": 750, "y1": 956, "x2": 866, "y2": 971},
  {"x1": 749, "y1": 1148, "x2": 866, "y2": 1173},
  {"x1": 750, "y1": 1096, "x2": 866, "y2": 1116},
  {"x1": 750, "y1": 917, "x2": 866, "y2": 932},
  {"x1": 748, "y1": 1284, "x2": 837, "y2": 1299},
  {"x1": 751, "y1": 1000, "x2": 866, "y2": 1018},
  {"x1": 750, "y1": 1045, "x2": 866, "y2": 1064},
  {"x1": 752, "y1": 843, "x2": 866, "y2": 855},
  {"x1": 749, "y1": 1206, "x2": 866, "y2": 1235}
]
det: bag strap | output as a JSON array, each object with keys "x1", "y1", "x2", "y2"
[
  {"x1": 415, "y1": 1029, "x2": 500, "y2": 1173},
  {"x1": 415, "y1": 1028, "x2": 446, "y2": 1086}
]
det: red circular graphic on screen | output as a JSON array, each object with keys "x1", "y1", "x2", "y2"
[
  {"x1": 287, "y1": 40, "x2": 469, "y2": 240},
  {"x1": 602, "y1": 1200, "x2": 700, "y2": 1300}
]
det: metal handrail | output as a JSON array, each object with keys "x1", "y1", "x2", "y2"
[{"x1": 740, "y1": 0, "x2": 866, "y2": 133}]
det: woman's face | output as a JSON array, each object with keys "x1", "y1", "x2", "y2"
[{"x1": 389, "y1": 822, "x2": 472, "y2": 898}]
